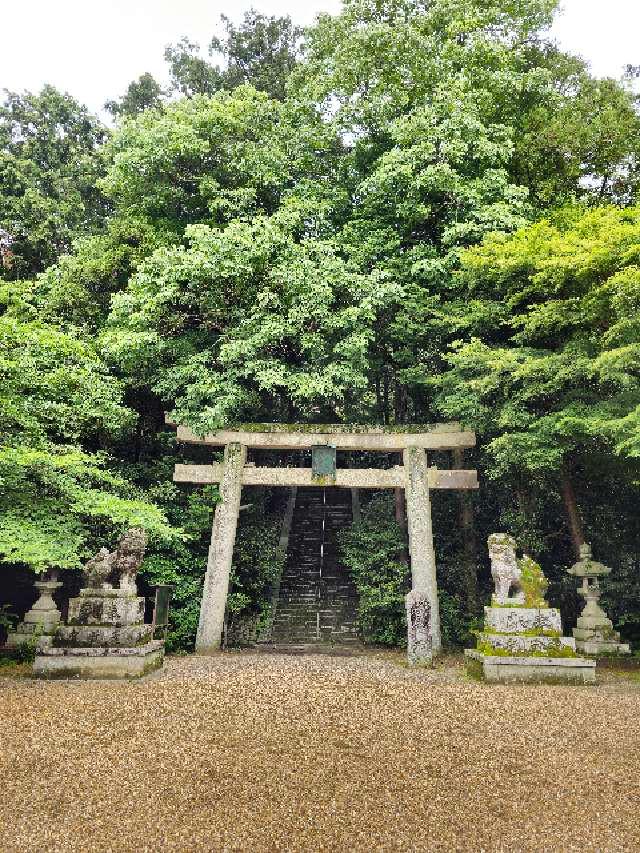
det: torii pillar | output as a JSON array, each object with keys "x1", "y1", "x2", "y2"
[
  {"x1": 404, "y1": 446, "x2": 440, "y2": 662},
  {"x1": 196, "y1": 442, "x2": 246, "y2": 654}
]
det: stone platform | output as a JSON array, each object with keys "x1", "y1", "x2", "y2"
[
  {"x1": 466, "y1": 535, "x2": 597, "y2": 685},
  {"x1": 33, "y1": 529, "x2": 165, "y2": 680},
  {"x1": 465, "y1": 649, "x2": 596, "y2": 684},
  {"x1": 33, "y1": 640, "x2": 164, "y2": 679}
]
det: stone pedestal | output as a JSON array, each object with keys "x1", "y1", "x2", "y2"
[
  {"x1": 465, "y1": 649, "x2": 596, "y2": 684},
  {"x1": 33, "y1": 642, "x2": 164, "y2": 679},
  {"x1": 4, "y1": 578, "x2": 62, "y2": 652},
  {"x1": 34, "y1": 528, "x2": 164, "y2": 679},
  {"x1": 35, "y1": 589, "x2": 163, "y2": 679},
  {"x1": 568, "y1": 545, "x2": 630, "y2": 656},
  {"x1": 466, "y1": 535, "x2": 595, "y2": 684}
]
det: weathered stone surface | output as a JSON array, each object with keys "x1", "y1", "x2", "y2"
[
  {"x1": 55, "y1": 624, "x2": 153, "y2": 648},
  {"x1": 406, "y1": 589, "x2": 432, "y2": 665},
  {"x1": 34, "y1": 529, "x2": 164, "y2": 679},
  {"x1": 82, "y1": 528, "x2": 147, "y2": 593},
  {"x1": 466, "y1": 535, "x2": 590, "y2": 684},
  {"x1": 68, "y1": 590, "x2": 144, "y2": 626},
  {"x1": 465, "y1": 649, "x2": 596, "y2": 684},
  {"x1": 67, "y1": 589, "x2": 144, "y2": 627},
  {"x1": 173, "y1": 463, "x2": 479, "y2": 490},
  {"x1": 488, "y1": 534, "x2": 524, "y2": 605},
  {"x1": 477, "y1": 633, "x2": 575, "y2": 654},
  {"x1": 484, "y1": 607, "x2": 562, "y2": 634},
  {"x1": 175, "y1": 423, "x2": 476, "y2": 451},
  {"x1": 4, "y1": 624, "x2": 55, "y2": 651},
  {"x1": 174, "y1": 424, "x2": 481, "y2": 662},
  {"x1": 4, "y1": 578, "x2": 63, "y2": 652},
  {"x1": 196, "y1": 442, "x2": 247, "y2": 654},
  {"x1": 403, "y1": 446, "x2": 440, "y2": 655},
  {"x1": 33, "y1": 641, "x2": 164, "y2": 679}
]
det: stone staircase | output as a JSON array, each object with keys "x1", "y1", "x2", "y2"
[{"x1": 270, "y1": 488, "x2": 359, "y2": 645}]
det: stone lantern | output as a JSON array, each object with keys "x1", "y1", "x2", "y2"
[
  {"x1": 568, "y1": 544, "x2": 630, "y2": 655},
  {"x1": 4, "y1": 570, "x2": 63, "y2": 651}
]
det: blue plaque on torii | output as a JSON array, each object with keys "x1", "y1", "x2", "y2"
[{"x1": 312, "y1": 445, "x2": 337, "y2": 481}]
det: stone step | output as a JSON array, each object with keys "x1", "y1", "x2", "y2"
[{"x1": 272, "y1": 486, "x2": 359, "y2": 646}]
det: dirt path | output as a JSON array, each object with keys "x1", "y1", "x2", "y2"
[{"x1": 1, "y1": 652, "x2": 639, "y2": 852}]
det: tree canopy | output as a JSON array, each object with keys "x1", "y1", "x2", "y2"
[{"x1": 1, "y1": 0, "x2": 640, "y2": 647}]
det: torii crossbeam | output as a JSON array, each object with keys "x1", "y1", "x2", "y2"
[{"x1": 170, "y1": 422, "x2": 479, "y2": 663}]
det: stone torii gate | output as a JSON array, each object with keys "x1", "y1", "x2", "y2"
[{"x1": 172, "y1": 423, "x2": 478, "y2": 663}]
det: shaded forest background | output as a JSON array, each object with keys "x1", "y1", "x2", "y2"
[{"x1": 2, "y1": 0, "x2": 640, "y2": 650}]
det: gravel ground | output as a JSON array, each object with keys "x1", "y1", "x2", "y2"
[{"x1": 1, "y1": 651, "x2": 639, "y2": 853}]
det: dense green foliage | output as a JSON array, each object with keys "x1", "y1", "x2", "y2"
[
  {"x1": 0, "y1": 315, "x2": 174, "y2": 572},
  {"x1": 105, "y1": 73, "x2": 166, "y2": 119},
  {"x1": 436, "y1": 206, "x2": 640, "y2": 475},
  {"x1": 0, "y1": 86, "x2": 107, "y2": 279},
  {"x1": 339, "y1": 494, "x2": 472, "y2": 646},
  {"x1": 338, "y1": 495, "x2": 408, "y2": 645},
  {"x1": 140, "y1": 484, "x2": 285, "y2": 651},
  {"x1": 165, "y1": 9, "x2": 301, "y2": 101},
  {"x1": 2, "y1": 0, "x2": 640, "y2": 650}
]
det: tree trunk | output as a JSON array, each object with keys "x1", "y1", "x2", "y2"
[
  {"x1": 351, "y1": 489, "x2": 362, "y2": 524},
  {"x1": 453, "y1": 449, "x2": 478, "y2": 614},
  {"x1": 560, "y1": 465, "x2": 585, "y2": 559},
  {"x1": 395, "y1": 486, "x2": 409, "y2": 564}
]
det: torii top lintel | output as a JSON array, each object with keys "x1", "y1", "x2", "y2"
[{"x1": 173, "y1": 422, "x2": 476, "y2": 452}]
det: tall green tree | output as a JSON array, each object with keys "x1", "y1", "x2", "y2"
[
  {"x1": 214, "y1": 9, "x2": 302, "y2": 101},
  {"x1": 0, "y1": 315, "x2": 173, "y2": 573},
  {"x1": 434, "y1": 205, "x2": 640, "y2": 554},
  {"x1": 165, "y1": 9, "x2": 301, "y2": 101},
  {"x1": 0, "y1": 86, "x2": 107, "y2": 280},
  {"x1": 105, "y1": 73, "x2": 165, "y2": 119},
  {"x1": 164, "y1": 38, "x2": 224, "y2": 98},
  {"x1": 293, "y1": 0, "x2": 640, "y2": 424}
]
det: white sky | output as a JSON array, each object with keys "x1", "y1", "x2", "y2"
[{"x1": 0, "y1": 0, "x2": 638, "y2": 114}]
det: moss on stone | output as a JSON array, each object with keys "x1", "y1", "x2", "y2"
[
  {"x1": 465, "y1": 658, "x2": 484, "y2": 681},
  {"x1": 482, "y1": 628, "x2": 561, "y2": 638},
  {"x1": 518, "y1": 555, "x2": 549, "y2": 607},
  {"x1": 225, "y1": 422, "x2": 459, "y2": 435},
  {"x1": 475, "y1": 641, "x2": 577, "y2": 659}
]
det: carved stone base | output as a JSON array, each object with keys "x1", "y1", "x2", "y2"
[
  {"x1": 576, "y1": 640, "x2": 631, "y2": 655},
  {"x1": 465, "y1": 650, "x2": 596, "y2": 684},
  {"x1": 476, "y1": 632, "x2": 575, "y2": 655},
  {"x1": 4, "y1": 622, "x2": 54, "y2": 652},
  {"x1": 573, "y1": 619, "x2": 630, "y2": 656},
  {"x1": 406, "y1": 589, "x2": 432, "y2": 665},
  {"x1": 484, "y1": 607, "x2": 561, "y2": 634},
  {"x1": 67, "y1": 588, "x2": 145, "y2": 627},
  {"x1": 55, "y1": 624, "x2": 153, "y2": 648},
  {"x1": 33, "y1": 641, "x2": 164, "y2": 680}
]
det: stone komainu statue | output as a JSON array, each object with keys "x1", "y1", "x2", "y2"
[
  {"x1": 84, "y1": 548, "x2": 114, "y2": 588},
  {"x1": 83, "y1": 528, "x2": 148, "y2": 592},
  {"x1": 488, "y1": 533, "x2": 525, "y2": 606}
]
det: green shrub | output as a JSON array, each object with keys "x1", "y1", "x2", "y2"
[
  {"x1": 338, "y1": 494, "x2": 409, "y2": 646},
  {"x1": 141, "y1": 485, "x2": 285, "y2": 652},
  {"x1": 339, "y1": 493, "x2": 475, "y2": 647}
]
